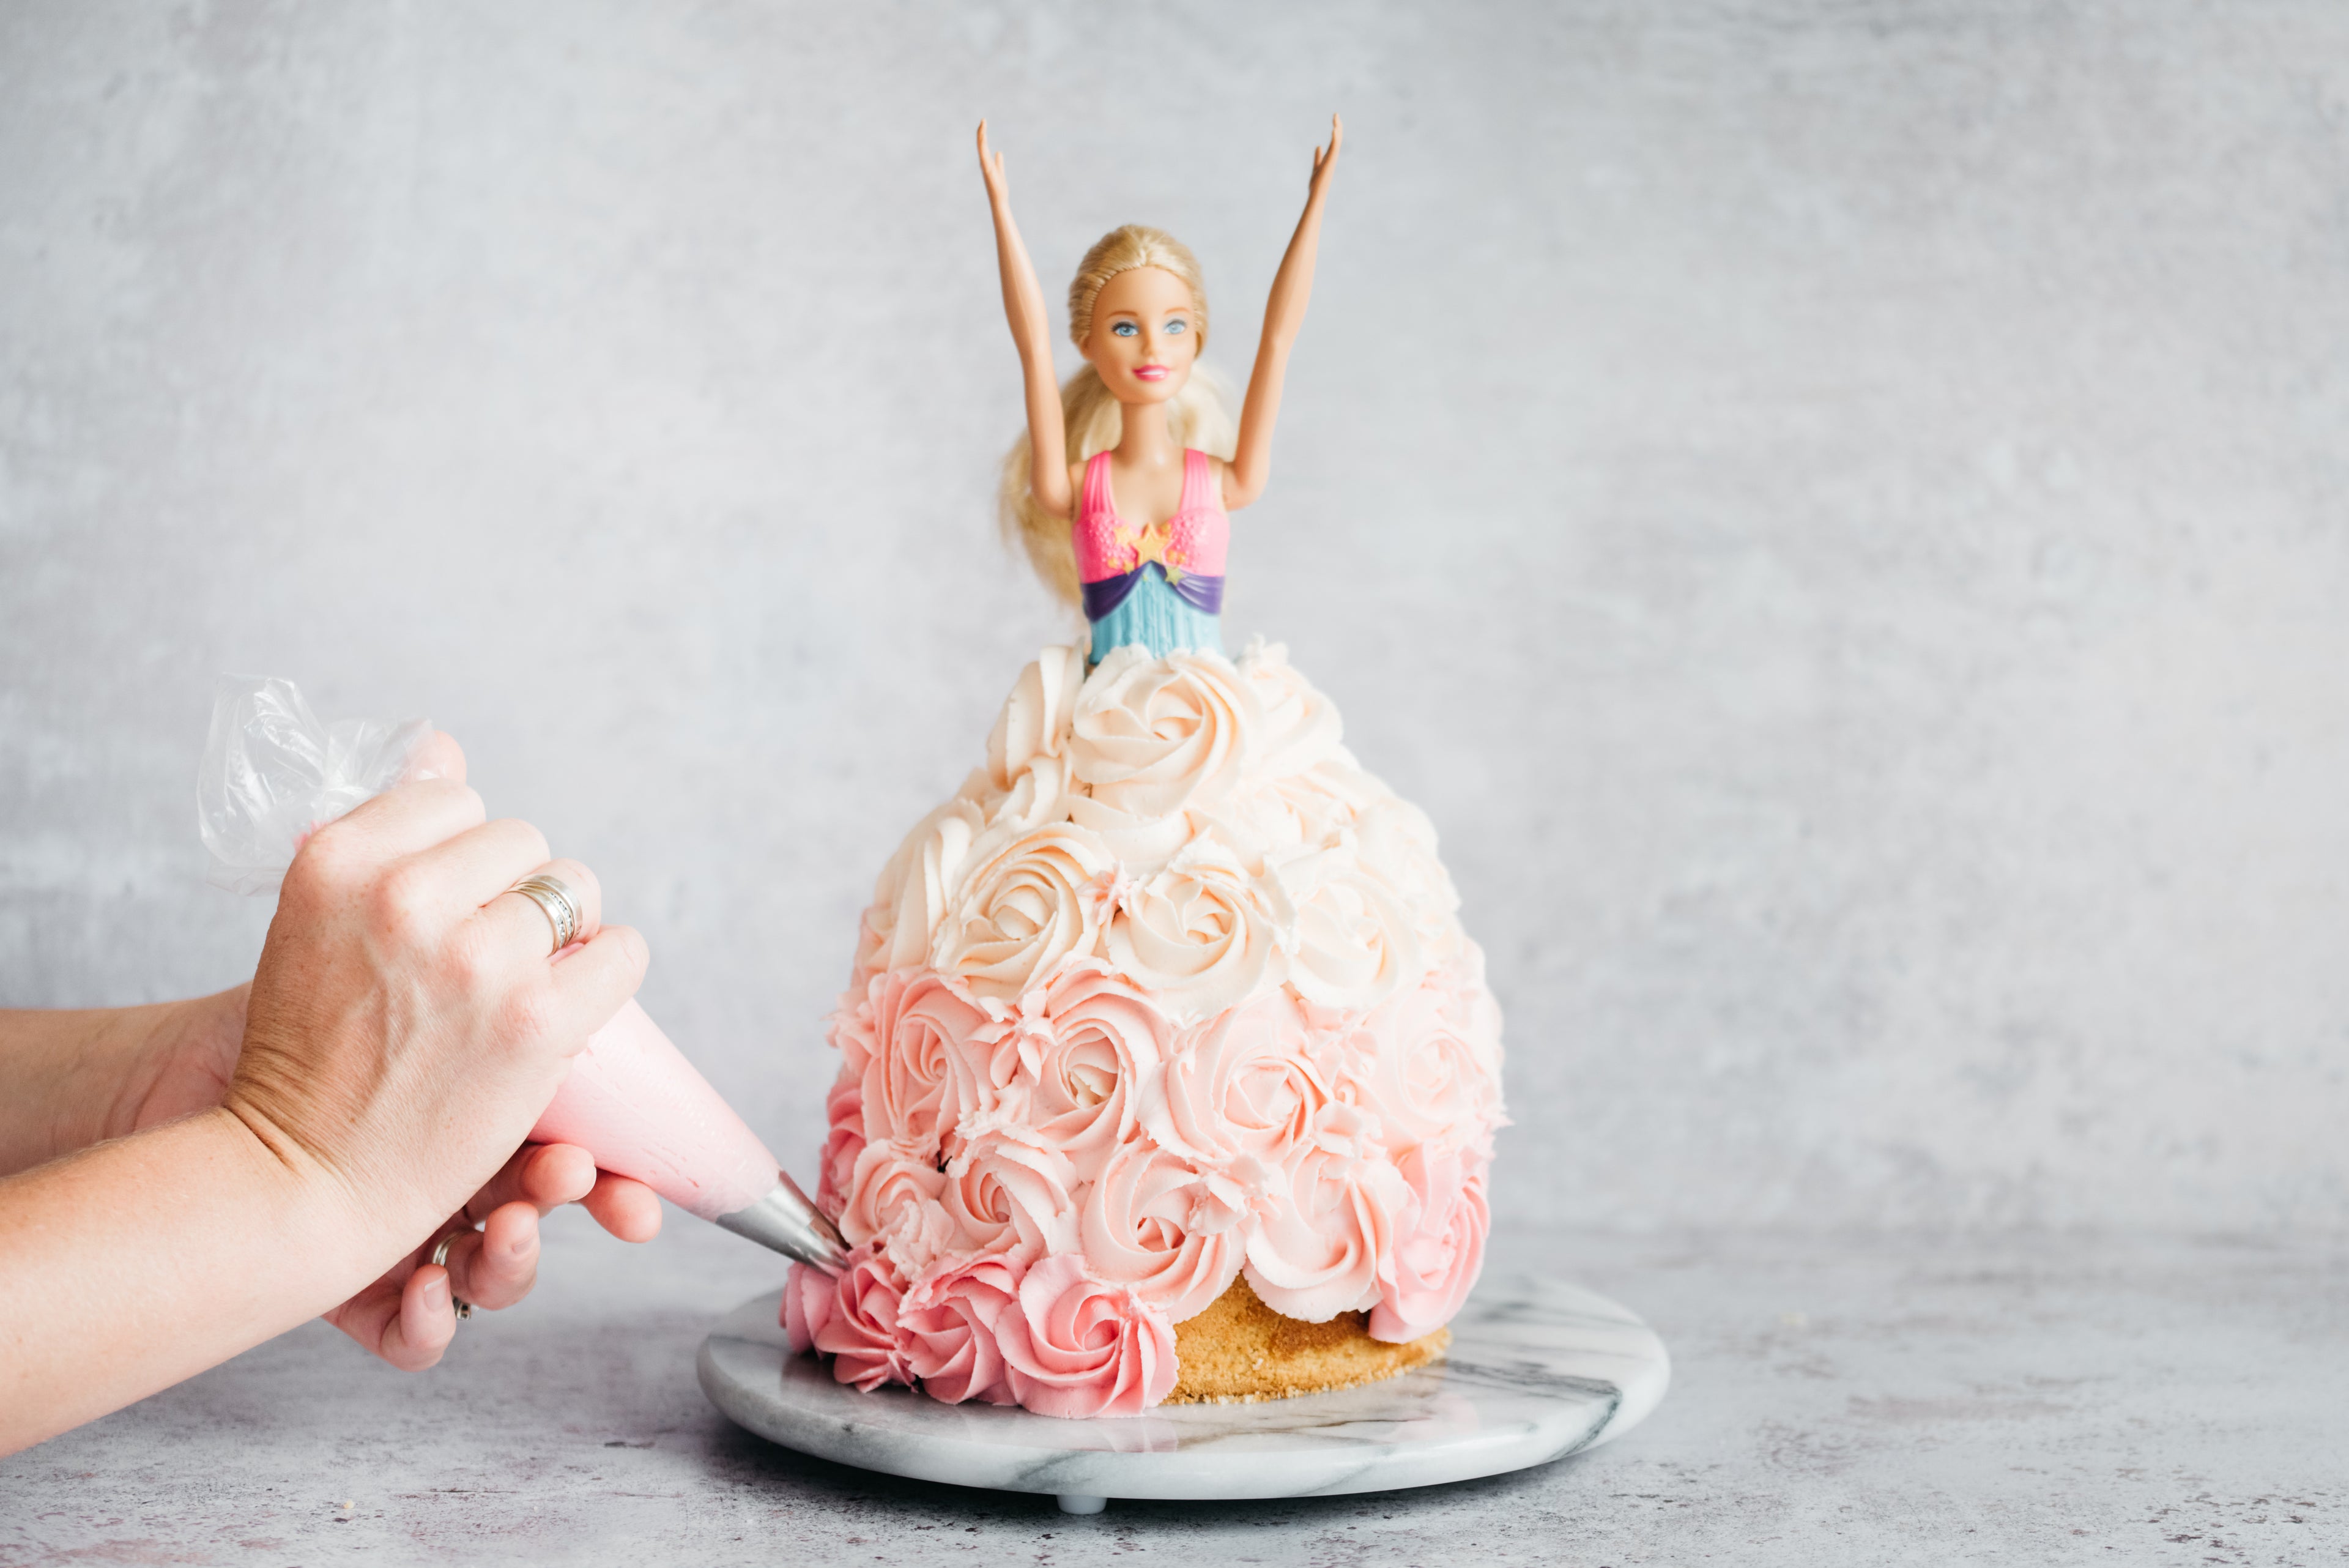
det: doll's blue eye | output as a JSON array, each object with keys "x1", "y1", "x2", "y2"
[
  {"x1": 1165, "y1": 319, "x2": 1187, "y2": 334},
  {"x1": 1112, "y1": 321, "x2": 1138, "y2": 336}
]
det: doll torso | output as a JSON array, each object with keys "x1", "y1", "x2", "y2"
[{"x1": 1074, "y1": 448, "x2": 1227, "y2": 661}]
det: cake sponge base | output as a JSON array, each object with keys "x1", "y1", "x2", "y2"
[{"x1": 1166, "y1": 1275, "x2": 1449, "y2": 1405}]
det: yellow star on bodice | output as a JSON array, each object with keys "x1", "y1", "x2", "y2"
[{"x1": 1125, "y1": 517, "x2": 1184, "y2": 584}]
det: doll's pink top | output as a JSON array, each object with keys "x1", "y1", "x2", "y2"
[{"x1": 1072, "y1": 449, "x2": 1229, "y2": 583}]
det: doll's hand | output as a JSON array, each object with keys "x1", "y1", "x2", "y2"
[
  {"x1": 323, "y1": 1143, "x2": 661, "y2": 1370},
  {"x1": 1309, "y1": 113, "x2": 1343, "y2": 196},
  {"x1": 977, "y1": 119, "x2": 1010, "y2": 207}
]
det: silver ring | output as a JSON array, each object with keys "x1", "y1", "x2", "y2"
[
  {"x1": 429, "y1": 1232, "x2": 475, "y2": 1318},
  {"x1": 508, "y1": 872, "x2": 583, "y2": 954}
]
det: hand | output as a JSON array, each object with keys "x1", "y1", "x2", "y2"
[
  {"x1": 325, "y1": 1143, "x2": 661, "y2": 1370},
  {"x1": 1309, "y1": 113, "x2": 1343, "y2": 198},
  {"x1": 150, "y1": 730, "x2": 659, "y2": 1369},
  {"x1": 221, "y1": 739, "x2": 649, "y2": 1275},
  {"x1": 117, "y1": 732, "x2": 478, "y2": 1140},
  {"x1": 978, "y1": 118, "x2": 1009, "y2": 207}
]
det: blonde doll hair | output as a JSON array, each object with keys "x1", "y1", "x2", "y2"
[{"x1": 1000, "y1": 225, "x2": 1237, "y2": 611}]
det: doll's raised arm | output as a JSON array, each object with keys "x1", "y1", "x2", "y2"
[
  {"x1": 978, "y1": 122, "x2": 1074, "y2": 522},
  {"x1": 1225, "y1": 114, "x2": 1342, "y2": 511}
]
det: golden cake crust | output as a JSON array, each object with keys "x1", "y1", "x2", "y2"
[{"x1": 1166, "y1": 1274, "x2": 1449, "y2": 1404}]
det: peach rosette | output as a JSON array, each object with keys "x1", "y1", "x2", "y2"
[{"x1": 795, "y1": 645, "x2": 1505, "y2": 1416}]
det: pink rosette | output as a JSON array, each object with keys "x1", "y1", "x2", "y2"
[
  {"x1": 817, "y1": 1072, "x2": 865, "y2": 1217},
  {"x1": 1016, "y1": 962, "x2": 1171, "y2": 1183},
  {"x1": 1431, "y1": 942, "x2": 1507, "y2": 1081},
  {"x1": 1143, "y1": 989, "x2": 1326, "y2": 1182},
  {"x1": 814, "y1": 1251, "x2": 914, "y2": 1392},
  {"x1": 1078, "y1": 1140, "x2": 1248, "y2": 1322},
  {"x1": 940, "y1": 1125, "x2": 1080, "y2": 1258},
  {"x1": 782, "y1": 1260, "x2": 836, "y2": 1356},
  {"x1": 839, "y1": 1139, "x2": 948, "y2": 1252},
  {"x1": 994, "y1": 1252, "x2": 1178, "y2": 1418},
  {"x1": 858, "y1": 968, "x2": 987, "y2": 1157},
  {"x1": 827, "y1": 981, "x2": 882, "y2": 1082},
  {"x1": 1368, "y1": 1144, "x2": 1490, "y2": 1343},
  {"x1": 1243, "y1": 1102, "x2": 1411, "y2": 1322},
  {"x1": 899, "y1": 1254, "x2": 1023, "y2": 1405},
  {"x1": 1341, "y1": 973, "x2": 1506, "y2": 1153}
]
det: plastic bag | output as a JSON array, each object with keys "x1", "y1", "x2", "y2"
[{"x1": 197, "y1": 675, "x2": 431, "y2": 894}]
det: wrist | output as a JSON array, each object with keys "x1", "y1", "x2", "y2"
[
  {"x1": 202, "y1": 1100, "x2": 385, "y2": 1296},
  {"x1": 129, "y1": 984, "x2": 246, "y2": 1104}
]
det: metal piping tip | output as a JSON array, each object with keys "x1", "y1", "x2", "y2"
[{"x1": 713, "y1": 1171, "x2": 851, "y2": 1274}]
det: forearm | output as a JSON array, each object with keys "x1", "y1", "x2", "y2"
[
  {"x1": 0, "y1": 1107, "x2": 370, "y2": 1454},
  {"x1": 992, "y1": 199, "x2": 1071, "y2": 503},
  {"x1": 0, "y1": 989, "x2": 247, "y2": 1177},
  {"x1": 1229, "y1": 191, "x2": 1329, "y2": 504}
]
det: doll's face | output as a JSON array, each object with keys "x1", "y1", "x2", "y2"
[{"x1": 1080, "y1": 266, "x2": 1200, "y2": 406}]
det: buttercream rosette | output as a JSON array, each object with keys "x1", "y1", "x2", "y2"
[{"x1": 791, "y1": 640, "x2": 1506, "y2": 1417}]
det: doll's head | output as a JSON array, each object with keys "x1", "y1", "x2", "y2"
[
  {"x1": 1069, "y1": 226, "x2": 1208, "y2": 407},
  {"x1": 1003, "y1": 225, "x2": 1235, "y2": 611}
]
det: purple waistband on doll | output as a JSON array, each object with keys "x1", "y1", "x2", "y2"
[{"x1": 1082, "y1": 563, "x2": 1224, "y2": 622}]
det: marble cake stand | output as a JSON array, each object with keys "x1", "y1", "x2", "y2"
[{"x1": 698, "y1": 1276, "x2": 1670, "y2": 1514}]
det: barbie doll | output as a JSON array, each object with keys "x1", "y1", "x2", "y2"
[{"x1": 786, "y1": 119, "x2": 1507, "y2": 1417}]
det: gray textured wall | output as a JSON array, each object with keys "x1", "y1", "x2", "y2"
[{"x1": 4, "y1": 1, "x2": 2344, "y2": 1232}]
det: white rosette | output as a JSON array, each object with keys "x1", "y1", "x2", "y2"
[
  {"x1": 1070, "y1": 644, "x2": 1262, "y2": 817},
  {"x1": 932, "y1": 820, "x2": 1117, "y2": 1004},
  {"x1": 1353, "y1": 797, "x2": 1466, "y2": 964},
  {"x1": 1104, "y1": 832, "x2": 1294, "y2": 1024},
  {"x1": 1271, "y1": 837, "x2": 1422, "y2": 1013},
  {"x1": 1233, "y1": 637, "x2": 1341, "y2": 782}
]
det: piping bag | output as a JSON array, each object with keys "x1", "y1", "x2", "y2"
[{"x1": 195, "y1": 675, "x2": 848, "y2": 1274}]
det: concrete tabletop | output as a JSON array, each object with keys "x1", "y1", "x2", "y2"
[{"x1": 4, "y1": 1221, "x2": 2342, "y2": 1566}]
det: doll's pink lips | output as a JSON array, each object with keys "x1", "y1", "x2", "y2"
[{"x1": 1133, "y1": 365, "x2": 1169, "y2": 381}]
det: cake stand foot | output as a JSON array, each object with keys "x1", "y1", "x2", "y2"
[{"x1": 1056, "y1": 1493, "x2": 1108, "y2": 1515}]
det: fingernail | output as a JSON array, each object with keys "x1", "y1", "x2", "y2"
[{"x1": 424, "y1": 1272, "x2": 451, "y2": 1311}]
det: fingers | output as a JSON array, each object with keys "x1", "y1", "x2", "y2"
[
  {"x1": 978, "y1": 121, "x2": 1006, "y2": 192},
  {"x1": 477, "y1": 856, "x2": 604, "y2": 964},
  {"x1": 338, "y1": 1262, "x2": 458, "y2": 1372},
  {"x1": 468, "y1": 1143, "x2": 659, "y2": 1239},
  {"x1": 466, "y1": 1142, "x2": 597, "y2": 1222},
  {"x1": 441, "y1": 1203, "x2": 541, "y2": 1313},
  {"x1": 311, "y1": 777, "x2": 487, "y2": 866},
  {"x1": 406, "y1": 815, "x2": 554, "y2": 911},
  {"x1": 401, "y1": 730, "x2": 467, "y2": 786},
  {"x1": 579, "y1": 1172, "x2": 664, "y2": 1243},
  {"x1": 546, "y1": 923, "x2": 651, "y2": 1046}
]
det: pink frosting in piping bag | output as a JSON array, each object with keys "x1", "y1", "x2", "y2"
[{"x1": 530, "y1": 998, "x2": 782, "y2": 1224}]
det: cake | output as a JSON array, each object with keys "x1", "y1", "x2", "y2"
[{"x1": 782, "y1": 639, "x2": 1505, "y2": 1416}]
